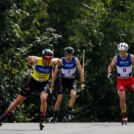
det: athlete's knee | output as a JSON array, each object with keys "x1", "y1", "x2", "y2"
[
  {"x1": 14, "y1": 97, "x2": 24, "y2": 105},
  {"x1": 70, "y1": 91, "x2": 77, "y2": 98},
  {"x1": 41, "y1": 94, "x2": 48, "y2": 103}
]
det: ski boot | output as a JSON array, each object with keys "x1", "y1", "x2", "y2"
[
  {"x1": 121, "y1": 112, "x2": 128, "y2": 125},
  {"x1": 39, "y1": 116, "x2": 46, "y2": 130},
  {"x1": 49, "y1": 114, "x2": 58, "y2": 123},
  {"x1": 63, "y1": 112, "x2": 74, "y2": 122}
]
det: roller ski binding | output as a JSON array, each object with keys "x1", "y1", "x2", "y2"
[
  {"x1": 121, "y1": 117, "x2": 128, "y2": 125},
  {"x1": 39, "y1": 121, "x2": 46, "y2": 130},
  {"x1": 121, "y1": 112, "x2": 128, "y2": 125},
  {"x1": 39, "y1": 116, "x2": 46, "y2": 130},
  {"x1": 49, "y1": 113, "x2": 58, "y2": 123},
  {"x1": 63, "y1": 112, "x2": 74, "y2": 122}
]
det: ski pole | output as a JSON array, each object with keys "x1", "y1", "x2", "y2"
[
  {"x1": 82, "y1": 50, "x2": 85, "y2": 81},
  {"x1": 109, "y1": 77, "x2": 113, "y2": 84}
]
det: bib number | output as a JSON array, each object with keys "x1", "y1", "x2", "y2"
[{"x1": 123, "y1": 68, "x2": 126, "y2": 72}]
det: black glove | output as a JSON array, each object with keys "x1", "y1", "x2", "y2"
[
  {"x1": 107, "y1": 73, "x2": 112, "y2": 79},
  {"x1": 27, "y1": 64, "x2": 32, "y2": 69},
  {"x1": 57, "y1": 65, "x2": 63, "y2": 70}
]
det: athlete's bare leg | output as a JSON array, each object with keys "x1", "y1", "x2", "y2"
[
  {"x1": 40, "y1": 92, "x2": 48, "y2": 113},
  {"x1": 69, "y1": 89, "x2": 76, "y2": 108},
  {"x1": 6, "y1": 95, "x2": 26, "y2": 112},
  {"x1": 54, "y1": 94, "x2": 64, "y2": 111},
  {"x1": 118, "y1": 91, "x2": 126, "y2": 113}
]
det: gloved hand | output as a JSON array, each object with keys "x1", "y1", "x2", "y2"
[
  {"x1": 57, "y1": 65, "x2": 63, "y2": 69},
  {"x1": 80, "y1": 81, "x2": 85, "y2": 90},
  {"x1": 27, "y1": 62, "x2": 34, "y2": 69},
  {"x1": 27, "y1": 64, "x2": 32, "y2": 69},
  {"x1": 49, "y1": 86, "x2": 54, "y2": 94},
  {"x1": 107, "y1": 73, "x2": 112, "y2": 79}
]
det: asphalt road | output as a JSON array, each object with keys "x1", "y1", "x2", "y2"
[{"x1": 0, "y1": 122, "x2": 133, "y2": 134}]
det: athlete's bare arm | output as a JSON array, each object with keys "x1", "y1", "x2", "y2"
[
  {"x1": 52, "y1": 58, "x2": 59, "y2": 66},
  {"x1": 108, "y1": 55, "x2": 117, "y2": 73},
  {"x1": 50, "y1": 64, "x2": 59, "y2": 89},
  {"x1": 27, "y1": 56, "x2": 38, "y2": 66},
  {"x1": 75, "y1": 58, "x2": 84, "y2": 82},
  {"x1": 130, "y1": 54, "x2": 134, "y2": 65}
]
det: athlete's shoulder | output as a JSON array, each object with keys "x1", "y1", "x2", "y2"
[
  {"x1": 130, "y1": 53, "x2": 134, "y2": 57},
  {"x1": 130, "y1": 54, "x2": 134, "y2": 64},
  {"x1": 27, "y1": 56, "x2": 38, "y2": 65},
  {"x1": 114, "y1": 54, "x2": 118, "y2": 59},
  {"x1": 74, "y1": 57, "x2": 80, "y2": 65},
  {"x1": 27, "y1": 55, "x2": 38, "y2": 60},
  {"x1": 112, "y1": 55, "x2": 117, "y2": 64},
  {"x1": 74, "y1": 56, "x2": 79, "y2": 61},
  {"x1": 61, "y1": 57, "x2": 66, "y2": 62},
  {"x1": 52, "y1": 58, "x2": 59, "y2": 65},
  {"x1": 52, "y1": 58, "x2": 58, "y2": 62},
  {"x1": 61, "y1": 56, "x2": 65, "y2": 59}
]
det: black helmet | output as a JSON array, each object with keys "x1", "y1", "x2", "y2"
[
  {"x1": 64, "y1": 47, "x2": 74, "y2": 54},
  {"x1": 42, "y1": 49, "x2": 53, "y2": 57}
]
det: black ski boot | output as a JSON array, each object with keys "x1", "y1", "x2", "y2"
[
  {"x1": 63, "y1": 111, "x2": 74, "y2": 122},
  {"x1": 39, "y1": 115, "x2": 46, "y2": 130},
  {"x1": 121, "y1": 112, "x2": 128, "y2": 125},
  {"x1": 49, "y1": 113, "x2": 58, "y2": 123}
]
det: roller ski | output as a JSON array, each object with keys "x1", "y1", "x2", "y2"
[
  {"x1": 0, "y1": 113, "x2": 8, "y2": 127},
  {"x1": 39, "y1": 114, "x2": 46, "y2": 130},
  {"x1": 121, "y1": 117, "x2": 128, "y2": 125},
  {"x1": 121, "y1": 112, "x2": 128, "y2": 125},
  {"x1": 49, "y1": 113, "x2": 58, "y2": 123},
  {"x1": 39, "y1": 121, "x2": 46, "y2": 130},
  {"x1": 63, "y1": 112, "x2": 74, "y2": 122},
  {"x1": 49, "y1": 116, "x2": 58, "y2": 123}
]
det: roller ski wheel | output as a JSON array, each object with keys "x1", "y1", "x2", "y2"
[
  {"x1": 63, "y1": 113, "x2": 73, "y2": 122},
  {"x1": 121, "y1": 117, "x2": 128, "y2": 125},
  {"x1": 39, "y1": 122, "x2": 46, "y2": 130},
  {"x1": 49, "y1": 116, "x2": 58, "y2": 123}
]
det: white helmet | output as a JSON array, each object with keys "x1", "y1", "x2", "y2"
[{"x1": 117, "y1": 42, "x2": 128, "y2": 51}]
